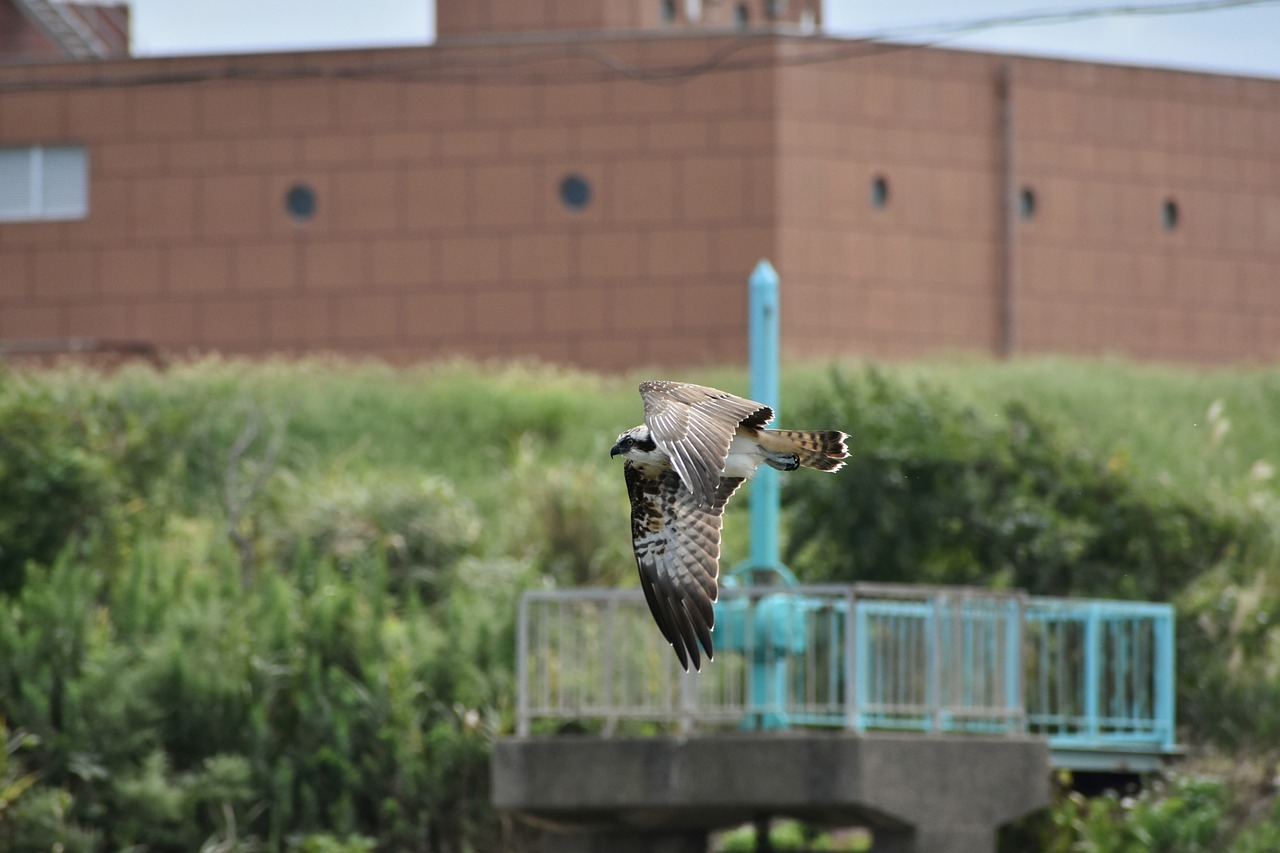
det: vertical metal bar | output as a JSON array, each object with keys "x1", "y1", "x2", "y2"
[
  {"x1": 620, "y1": 601, "x2": 632, "y2": 719},
  {"x1": 855, "y1": 601, "x2": 868, "y2": 731},
  {"x1": 827, "y1": 605, "x2": 838, "y2": 716},
  {"x1": 516, "y1": 593, "x2": 530, "y2": 736},
  {"x1": 1009, "y1": 597, "x2": 1026, "y2": 733},
  {"x1": 1140, "y1": 617, "x2": 1151, "y2": 734},
  {"x1": 897, "y1": 613, "x2": 906, "y2": 720},
  {"x1": 806, "y1": 604, "x2": 817, "y2": 712},
  {"x1": 885, "y1": 613, "x2": 893, "y2": 719},
  {"x1": 745, "y1": 590, "x2": 759, "y2": 726},
  {"x1": 930, "y1": 596, "x2": 943, "y2": 732},
  {"x1": 747, "y1": 259, "x2": 781, "y2": 569},
  {"x1": 1155, "y1": 607, "x2": 1176, "y2": 750},
  {"x1": 1055, "y1": 618, "x2": 1069, "y2": 732},
  {"x1": 845, "y1": 589, "x2": 857, "y2": 730},
  {"x1": 1084, "y1": 604, "x2": 1101, "y2": 741},
  {"x1": 572, "y1": 601, "x2": 581, "y2": 714},
  {"x1": 538, "y1": 600, "x2": 551, "y2": 716},
  {"x1": 556, "y1": 599, "x2": 567, "y2": 714},
  {"x1": 1139, "y1": 618, "x2": 1152, "y2": 727},
  {"x1": 679, "y1": 667, "x2": 695, "y2": 734},
  {"x1": 962, "y1": 606, "x2": 973, "y2": 715},
  {"x1": 1037, "y1": 613, "x2": 1049, "y2": 733},
  {"x1": 1116, "y1": 618, "x2": 1130, "y2": 731},
  {"x1": 603, "y1": 596, "x2": 617, "y2": 735}
]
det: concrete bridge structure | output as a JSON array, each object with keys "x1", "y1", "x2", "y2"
[{"x1": 492, "y1": 583, "x2": 1177, "y2": 852}]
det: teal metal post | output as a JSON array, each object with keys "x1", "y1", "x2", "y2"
[
  {"x1": 1154, "y1": 606, "x2": 1176, "y2": 750},
  {"x1": 733, "y1": 260, "x2": 790, "y2": 730},
  {"x1": 1084, "y1": 604, "x2": 1102, "y2": 741},
  {"x1": 747, "y1": 259, "x2": 781, "y2": 571}
]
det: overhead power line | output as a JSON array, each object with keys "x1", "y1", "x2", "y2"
[
  {"x1": 854, "y1": 0, "x2": 1280, "y2": 43},
  {"x1": 1, "y1": 0, "x2": 1277, "y2": 92}
]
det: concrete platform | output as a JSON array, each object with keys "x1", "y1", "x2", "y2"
[{"x1": 492, "y1": 731, "x2": 1052, "y2": 853}]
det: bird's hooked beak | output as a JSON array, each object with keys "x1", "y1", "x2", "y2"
[{"x1": 609, "y1": 441, "x2": 623, "y2": 458}]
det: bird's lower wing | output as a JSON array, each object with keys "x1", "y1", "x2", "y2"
[{"x1": 625, "y1": 462, "x2": 745, "y2": 671}]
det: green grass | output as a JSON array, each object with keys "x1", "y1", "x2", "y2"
[
  {"x1": 873, "y1": 356, "x2": 1280, "y2": 503},
  {"x1": 28, "y1": 353, "x2": 1280, "y2": 569},
  {"x1": 25, "y1": 352, "x2": 1280, "y2": 505}
]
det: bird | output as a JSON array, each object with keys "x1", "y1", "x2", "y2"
[{"x1": 610, "y1": 380, "x2": 848, "y2": 671}]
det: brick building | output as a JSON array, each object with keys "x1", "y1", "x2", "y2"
[{"x1": 1, "y1": 0, "x2": 1278, "y2": 368}]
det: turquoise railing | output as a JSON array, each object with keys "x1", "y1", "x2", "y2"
[{"x1": 516, "y1": 584, "x2": 1178, "y2": 771}]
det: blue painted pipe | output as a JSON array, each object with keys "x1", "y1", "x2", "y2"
[{"x1": 748, "y1": 259, "x2": 781, "y2": 573}]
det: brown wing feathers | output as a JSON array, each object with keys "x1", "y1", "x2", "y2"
[{"x1": 625, "y1": 462, "x2": 744, "y2": 671}]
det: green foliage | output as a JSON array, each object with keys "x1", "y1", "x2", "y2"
[
  {"x1": 717, "y1": 820, "x2": 870, "y2": 852},
  {"x1": 784, "y1": 367, "x2": 1237, "y2": 601},
  {"x1": 1024, "y1": 772, "x2": 1280, "y2": 853},
  {"x1": 504, "y1": 435, "x2": 633, "y2": 587},
  {"x1": 288, "y1": 833, "x2": 376, "y2": 853},
  {"x1": 0, "y1": 377, "x2": 116, "y2": 594},
  {"x1": 1052, "y1": 776, "x2": 1227, "y2": 853},
  {"x1": 0, "y1": 720, "x2": 38, "y2": 818},
  {"x1": 265, "y1": 471, "x2": 482, "y2": 601},
  {"x1": 0, "y1": 786, "x2": 100, "y2": 852},
  {"x1": 0, "y1": 523, "x2": 514, "y2": 851},
  {"x1": 4, "y1": 356, "x2": 1280, "y2": 850}
]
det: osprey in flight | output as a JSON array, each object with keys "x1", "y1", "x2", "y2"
[{"x1": 610, "y1": 380, "x2": 848, "y2": 671}]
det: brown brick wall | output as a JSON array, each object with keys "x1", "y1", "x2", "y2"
[
  {"x1": 1012, "y1": 59, "x2": 1280, "y2": 362},
  {"x1": 770, "y1": 45, "x2": 1280, "y2": 365},
  {"x1": 774, "y1": 47, "x2": 1006, "y2": 360},
  {"x1": 0, "y1": 39, "x2": 779, "y2": 369},
  {"x1": 0, "y1": 35, "x2": 1278, "y2": 368}
]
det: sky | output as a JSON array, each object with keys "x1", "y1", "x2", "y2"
[{"x1": 126, "y1": 0, "x2": 1280, "y2": 80}]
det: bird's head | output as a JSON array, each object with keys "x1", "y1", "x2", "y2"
[{"x1": 610, "y1": 425, "x2": 661, "y2": 462}]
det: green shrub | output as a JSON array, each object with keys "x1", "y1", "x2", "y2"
[
  {"x1": 265, "y1": 472, "x2": 481, "y2": 602},
  {"x1": 288, "y1": 832, "x2": 376, "y2": 853},
  {"x1": 1032, "y1": 773, "x2": 1280, "y2": 853},
  {"x1": 784, "y1": 367, "x2": 1237, "y2": 601},
  {"x1": 503, "y1": 435, "x2": 633, "y2": 587},
  {"x1": 0, "y1": 378, "x2": 115, "y2": 594},
  {"x1": 0, "y1": 514, "x2": 515, "y2": 850}
]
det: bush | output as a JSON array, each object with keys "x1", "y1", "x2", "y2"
[
  {"x1": 0, "y1": 379, "x2": 117, "y2": 594},
  {"x1": 1022, "y1": 771, "x2": 1280, "y2": 853},
  {"x1": 784, "y1": 368, "x2": 1237, "y2": 601},
  {"x1": 0, "y1": 519, "x2": 515, "y2": 851},
  {"x1": 265, "y1": 472, "x2": 482, "y2": 602}
]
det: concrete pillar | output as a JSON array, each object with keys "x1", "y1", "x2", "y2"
[{"x1": 494, "y1": 732, "x2": 1050, "y2": 853}]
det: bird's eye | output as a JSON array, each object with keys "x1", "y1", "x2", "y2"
[{"x1": 623, "y1": 437, "x2": 635, "y2": 447}]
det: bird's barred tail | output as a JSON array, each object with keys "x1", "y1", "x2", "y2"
[{"x1": 759, "y1": 429, "x2": 849, "y2": 472}]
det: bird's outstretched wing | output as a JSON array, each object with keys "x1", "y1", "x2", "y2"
[
  {"x1": 625, "y1": 462, "x2": 745, "y2": 671},
  {"x1": 639, "y1": 380, "x2": 771, "y2": 507}
]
